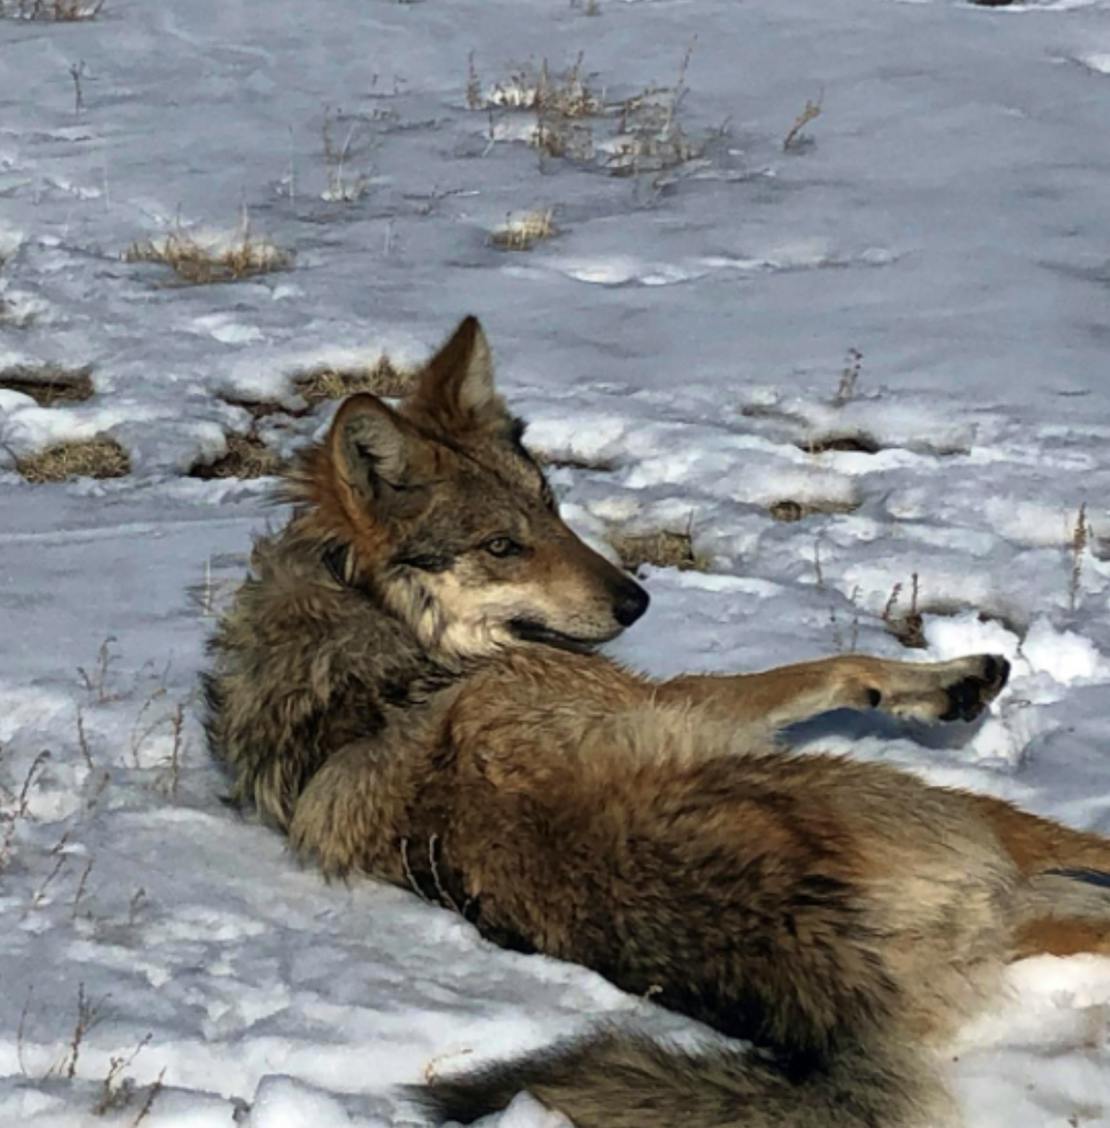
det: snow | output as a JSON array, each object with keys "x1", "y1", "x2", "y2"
[{"x1": 2, "y1": 0, "x2": 1110, "y2": 1124}]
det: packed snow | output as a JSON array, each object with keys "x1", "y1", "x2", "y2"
[{"x1": 2, "y1": 0, "x2": 1110, "y2": 1123}]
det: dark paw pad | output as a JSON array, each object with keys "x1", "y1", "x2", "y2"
[
  {"x1": 940, "y1": 655, "x2": 1010, "y2": 722},
  {"x1": 982, "y1": 654, "x2": 1011, "y2": 692}
]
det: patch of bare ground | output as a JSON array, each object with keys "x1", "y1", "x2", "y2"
[
  {"x1": 797, "y1": 433, "x2": 881, "y2": 455},
  {"x1": 0, "y1": 0, "x2": 103, "y2": 18},
  {"x1": 534, "y1": 452, "x2": 615, "y2": 472},
  {"x1": 123, "y1": 229, "x2": 291, "y2": 286},
  {"x1": 219, "y1": 396, "x2": 306, "y2": 422},
  {"x1": 0, "y1": 364, "x2": 94, "y2": 406},
  {"x1": 293, "y1": 358, "x2": 415, "y2": 403},
  {"x1": 610, "y1": 528, "x2": 707, "y2": 574},
  {"x1": 16, "y1": 437, "x2": 129, "y2": 483},
  {"x1": 768, "y1": 498, "x2": 859, "y2": 523},
  {"x1": 188, "y1": 433, "x2": 284, "y2": 480}
]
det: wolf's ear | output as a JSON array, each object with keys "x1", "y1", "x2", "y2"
[
  {"x1": 408, "y1": 315, "x2": 510, "y2": 435},
  {"x1": 329, "y1": 394, "x2": 430, "y2": 516}
]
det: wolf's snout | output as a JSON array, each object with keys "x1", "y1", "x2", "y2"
[{"x1": 611, "y1": 579, "x2": 650, "y2": 627}]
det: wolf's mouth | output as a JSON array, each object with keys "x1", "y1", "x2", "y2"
[{"x1": 508, "y1": 618, "x2": 613, "y2": 654}]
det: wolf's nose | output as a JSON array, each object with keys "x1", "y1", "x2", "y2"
[{"x1": 612, "y1": 580, "x2": 650, "y2": 627}]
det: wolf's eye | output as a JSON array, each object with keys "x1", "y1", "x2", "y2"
[{"x1": 484, "y1": 536, "x2": 523, "y2": 558}]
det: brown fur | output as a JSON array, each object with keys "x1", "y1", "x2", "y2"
[{"x1": 205, "y1": 316, "x2": 1110, "y2": 1128}]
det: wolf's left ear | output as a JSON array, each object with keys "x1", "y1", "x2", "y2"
[
  {"x1": 407, "y1": 315, "x2": 510, "y2": 435},
  {"x1": 329, "y1": 393, "x2": 432, "y2": 520}
]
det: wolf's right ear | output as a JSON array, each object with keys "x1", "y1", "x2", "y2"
[
  {"x1": 329, "y1": 394, "x2": 430, "y2": 517},
  {"x1": 407, "y1": 315, "x2": 509, "y2": 436}
]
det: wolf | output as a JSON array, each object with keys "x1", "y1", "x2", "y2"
[{"x1": 205, "y1": 316, "x2": 1110, "y2": 1128}]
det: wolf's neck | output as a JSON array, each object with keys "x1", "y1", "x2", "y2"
[{"x1": 278, "y1": 524, "x2": 458, "y2": 705}]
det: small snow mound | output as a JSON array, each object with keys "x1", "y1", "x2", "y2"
[
  {"x1": 1022, "y1": 617, "x2": 1109, "y2": 685},
  {"x1": 0, "y1": 225, "x2": 23, "y2": 262},
  {"x1": 924, "y1": 610, "x2": 1022, "y2": 663},
  {"x1": 472, "y1": 1091, "x2": 575, "y2": 1128},
  {"x1": 1077, "y1": 53, "x2": 1110, "y2": 74},
  {"x1": 248, "y1": 1076, "x2": 354, "y2": 1128}
]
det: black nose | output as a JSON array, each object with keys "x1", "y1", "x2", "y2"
[{"x1": 612, "y1": 579, "x2": 650, "y2": 627}]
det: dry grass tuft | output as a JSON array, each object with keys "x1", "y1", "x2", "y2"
[
  {"x1": 293, "y1": 357, "x2": 415, "y2": 403},
  {"x1": 189, "y1": 433, "x2": 283, "y2": 480},
  {"x1": 123, "y1": 229, "x2": 291, "y2": 286},
  {"x1": 0, "y1": 364, "x2": 94, "y2": 406},
  {"x1": 490, "y1": 209, "x2": 556, "y2": 251},
  {"x1": 783, "y1": 96, "x2": 823, "y2": 152},
  {"x1": 16, "y1": 437, "x2": 129, "y2": 483},
  {"x1": 834, "y1": 347, "x2": 863, "y2": 405},
  {"x1": 1069, "y1": 501, "x2": 1090, "y2": 613},
  {"x1": 606, "y1": 70, "x2": 698, "y2": 176},
  {"x1": 610, "y1": 528, "x2": 707, "y2": 574},
  {"x1": 882, "y1": 573, "x2": 926, "y2": 649},
  {"x1": 470, "y1": 49, "x2": 702, "y2": 176},
  {"x1": 0, "y1": 0, "x2": 103, "y2": 18},
  {"x1": 769, "y1": 498, "x2": 859, "y2": 522},
  {"x1": 477, "y1": 53, "x2": 603, "y2": 117}
]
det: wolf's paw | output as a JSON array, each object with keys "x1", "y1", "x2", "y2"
[
  {"x1": 876, "y1": 653, "x2": 1010, "y2": 724},
  {"x1": 939, "y1": 654, "x2": 1010, "y2": 721}
]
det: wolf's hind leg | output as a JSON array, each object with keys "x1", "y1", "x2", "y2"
[
  {"x1": 965, "y1": 792, "x2": 1110, "y2": 877},
  {"x1": 657, "y1": 652, "x2": 1010, "y2": 732},
  {"x1": 960, "y1": 798, "x2": 1110, "y2": 960},
  {"x1": 1011, "y1": 870, "x2": 1110, "y2": 958}
]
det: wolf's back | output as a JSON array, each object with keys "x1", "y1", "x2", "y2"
[{"x1": 415, "y1": 1027, "x2": 950, "y2": 1128}]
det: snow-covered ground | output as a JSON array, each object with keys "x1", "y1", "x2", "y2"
[{"x1": 2, "y1": 0, "x2": 1110, "y2": 1123}]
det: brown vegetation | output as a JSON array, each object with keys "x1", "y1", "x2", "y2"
[
  {"x1": 0, "y1": 364, "x2": 94, "y2": 406},
  {"x1": 610, "y1": 528, "x2": 706, "y2": 573},
  {"x1": 16, "y1": 437, "x2": 129, "y2": 483},
  {"x1": 0, "y1": 0, "x2": 103, "y2": 19},
  {"x1": 189, "y1": 433, "x2": 283, "y2": 480},
  {"x1": 124, "y1": 230, "x2": 291, "y2": 285},
  {"x1": 293, "y1": 358, "x2": 415, "y2": 403}
]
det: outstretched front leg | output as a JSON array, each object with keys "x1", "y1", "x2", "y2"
[{"x1": 655, "y1": 653, "x2": 1010, "y2": 733}]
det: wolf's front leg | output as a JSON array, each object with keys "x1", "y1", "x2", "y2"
[
  {"x1": 655, "y1": 653, "x2": 1009, "y2": 732},
  {"x1": 289, "y1": 736, "x2": 422, "y2": 882}
]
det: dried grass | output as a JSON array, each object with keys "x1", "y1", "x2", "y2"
[
  {"x1": 479, "y1": 54, "x2": 602, "y2": 117},
  {"x1": 783, "y1": 96, "x2": 823, "y2": 152},
  {"x1": 17, "y1": 437, "x2": 129, "y2": 483},
  {"x1": 610, "y1": 528, "x2": 707, "y2": 573},
  {"x1": 1069, "y1": 501, "x2": 1090, "y2": 613},
  {"x1": 188, "y1": 433, "x2": 283, "y2": 480},
  {"x1": 768, "y1": 498, "x2": 859, "y2": 522},
  {"x1": 490, "y1": 209, "x2": 556, "y2": 251},
  {"x1": 882, "y1": 573, "x2": 926, "y2": 650},
  {"x1": 0, "y1": 364, "x2": 94, "y2": 406},
  {"x1": 0, "y1": 0, "x2": 103, "y2": 19},
  {"x1": 123, "y1": 229, "x2": 291, "y2": 286},
  {"x1": 293, "y1": 357, "x2": 415, "y2": 403},
  {"x1": 470, "y1": 49, "x2": 702, "y2": 177}
]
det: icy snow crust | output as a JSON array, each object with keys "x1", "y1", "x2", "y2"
[{"x1": 3, "y1": 0, "x2": 1110, "y2": 1123}]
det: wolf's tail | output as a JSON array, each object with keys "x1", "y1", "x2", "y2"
[{"x1": 414, "y1": 1027, "x2": 951, "y2": 1128}]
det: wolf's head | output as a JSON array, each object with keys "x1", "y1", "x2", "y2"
[{"x1": 289, "y1": 316, "x2": 648, "y2": 661}]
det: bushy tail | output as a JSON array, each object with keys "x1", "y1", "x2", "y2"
[{"x1": 413, "y1": 1028, "x2": 953, "y2": 1128}]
